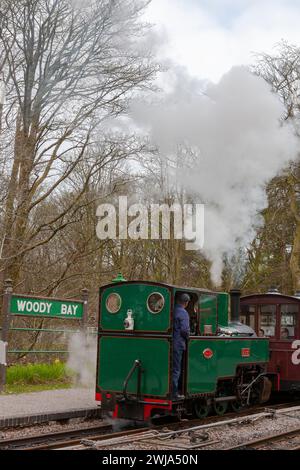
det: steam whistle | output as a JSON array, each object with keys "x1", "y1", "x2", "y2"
[{"x1": 124, "y1": 309, "x2": 134, "y2": 331}]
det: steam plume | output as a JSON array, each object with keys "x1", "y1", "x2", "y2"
[
  {"x1": 131, "y1": 65, "x2": 297, "y2": 284},
  {"x1": 67, "y1": 332, "x2": 97, "y2": 387}
]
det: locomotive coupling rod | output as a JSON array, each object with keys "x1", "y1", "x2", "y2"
[
  {"x1": 214, "y1": 396, "x2": 237, "y2": 403},
  {"x1": 240, "y1": 372, "x2": 265, "y2": 397}
]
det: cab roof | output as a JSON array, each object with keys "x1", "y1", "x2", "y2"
[{"x1": 100, "y1": 279, "x2": 216, "y2": 295}]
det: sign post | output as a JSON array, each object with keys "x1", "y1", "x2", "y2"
[
  {"x1": 0, "y1": 285, "x2": 88, "y2": 391},
  {"x1": 81, "y1": 288, "x2": 89, "y2": 331},
  {"x1": 10, "y1": 295, "x2": 84, "y2": 319},
  {"x1": 0, "y1": 279, "x2": 13, "y2": 392},
  {"x1": 0, "y1": 341, "x2": 7, "y2": 366}
]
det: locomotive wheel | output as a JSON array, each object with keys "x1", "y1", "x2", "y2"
[
  {"x1": 230, "y1": 400, "x2": 243, "y2": 413},
  {"x1": 213, "y1": 401, "x2": 228, "y2": 416},
  {"x1": 193, "y1": 400, "x2": 210, "y2": 419}
]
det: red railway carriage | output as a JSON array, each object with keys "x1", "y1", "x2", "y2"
[{"x1": 241, "y1": 290, "x2": 300, "y2": 393}]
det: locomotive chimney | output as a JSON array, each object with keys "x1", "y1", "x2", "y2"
[
  {"x1": 230, "y1": 289, "x2": 241, "y2": 323},
  {"x1": 266, "y1": 286, "x2": 280, "y2": 294}
]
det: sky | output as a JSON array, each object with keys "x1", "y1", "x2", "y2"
[{"x1": 145, "y1": 0, "x2": 300, "y2": 82}]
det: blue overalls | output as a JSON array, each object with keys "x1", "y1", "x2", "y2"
[{"x1": 172, "y1": 304, "x2": 190, "y2": 398}]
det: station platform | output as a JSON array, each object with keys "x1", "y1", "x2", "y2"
[{"x1": 0, "y1": 387, "x2": 101, "y2": 428}]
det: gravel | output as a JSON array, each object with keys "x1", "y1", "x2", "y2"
[
  {"x1": 88, "y1": 408, "x2": 300, "y2": 451},
  {"x1": 2, "y1": 389, "x2": 300, "y2": 450},
  {"x1": 0, "y1": 417, "x2": 104, "y2": 441}
]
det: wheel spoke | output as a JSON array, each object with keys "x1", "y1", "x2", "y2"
[
  {"x1": 193, "y1": 400, "x2": 210, "y2": 418},
  {"x1": 213, "y1": 401, "x2": 228, "y2": 416},
  {"x1": 231, "y1": 400, "x2": 243, "y2": 412}
]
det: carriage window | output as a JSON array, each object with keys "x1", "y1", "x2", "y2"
[
  {"x1": 147, "y1": 292, "x2": 164, "y2": 314},
  {"x1": 259, "y1": 305, "x2": 276, "y2": 337},
  {"x1": 106, "y1": 293, "x2": 122, "y2": 313},
  {"x1": 280, "y1": 304, "x2": 298, "y2": 339},
  {"x1": 240, "y1": 305, "x2": 255, "y2": 330}
]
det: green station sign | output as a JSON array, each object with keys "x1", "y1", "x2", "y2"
[{"x1": 10, "y1": 295, "x2": 84, "y2": 319}]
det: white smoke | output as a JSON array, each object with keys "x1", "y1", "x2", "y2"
[
  {"x1": 67, "y1": 332, "x2": 97, "y2": 387},
  {"x1": 130, "y1": 65, "x2": 298, "y2": 284}
]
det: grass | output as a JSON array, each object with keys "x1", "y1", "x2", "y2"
[
  {"x1": 1, "y1": 362, "x2": 75, "y2": 394},
  {"x1": 4, "y1": 382, "x2": 73, "y2": 394}
]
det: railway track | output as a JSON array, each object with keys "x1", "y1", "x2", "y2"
[
  {"x1": 0, "y1": 408, "x2": 269, "y2": 450},
  {"x1": 0, "y1": 417, "x2": 219, "y2": 450},
  {"x1": 2, "y1": 401, "x2": 300, "y2": 450},
  {"x1": 0, "y1": 423, "x2": 115, "y2": 450},
  {"x1": 74, "y1": 403, "x2": 300, "y2": 451},
  {"x1": 225, "y1": 427, "x2": 300, "y2": 450}
]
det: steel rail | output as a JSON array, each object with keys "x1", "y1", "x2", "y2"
[
  {"x1": 0, "y1": 410, "x2": 241, "y2": 448},
  {"x1": 54, "y1": 404, "x2": 300, "y2": 451},
  {"x1": 147, "y1": 405, "x2": 300, "y2": 440},
  {"x1": 3, "y1": 401, "x2": 300, "y2": 450},
  {"x1": 225, "y1": 426, "x2": 300, "y2": 450},
  {"x1": 0, "y1": 423, "x2": 115, "y2": 450},
  {"x1": 23, "y1": 426, "x2": 151, "y2": 450}
]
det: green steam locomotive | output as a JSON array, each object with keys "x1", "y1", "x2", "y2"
[{"x1": 95, "y1": 278, "x2": 271, "y2": 421}]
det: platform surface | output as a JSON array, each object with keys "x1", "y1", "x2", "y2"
[{"x1": 0, "y1": 387, "x2": 97, "y2": 421}]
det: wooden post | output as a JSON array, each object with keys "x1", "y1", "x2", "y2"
[
  {"x1": 81, "y1": 288, "x2": 89, "y2": 331},
  {"x1": 0, "y1": 279, "x2": 13, "y2": 392}
]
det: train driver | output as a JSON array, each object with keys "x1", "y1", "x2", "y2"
[{"x1": 172, "y1": 293, "x2": 190, "y2": 400}]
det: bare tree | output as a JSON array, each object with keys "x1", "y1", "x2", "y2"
[
  {"x1": 254, "y1": 41, "x2": 300, "y2": 292},
  {"x1": 0, "y1": 0, "x2": 157, "y2": 290}
]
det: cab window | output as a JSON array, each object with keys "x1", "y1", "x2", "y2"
[
  {"x1": 147, "y1": 292, "x2": 165, "y2": 314},
  {"x1": 241, "y1": 304, "x2": 255, "y2": 330},
  {"x1": 106, "y1": 293, "x2": 122, "y2": 313},
  {"x1": 189, "y1": 295, "x2": 199, "y2": 335},
  {"x1": 280, "y1": 304, "x2": 298, "y2": 339},
  {"x1": 259, "y1": 305, "x2": 276, "y2": 338}
]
